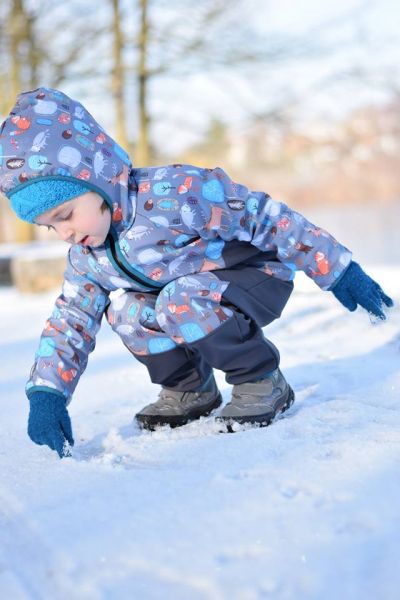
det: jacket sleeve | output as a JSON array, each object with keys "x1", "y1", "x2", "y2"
[
  {"x1": 178, "y1": 166, "x2": 352, "y2": 290},
  {"x1": 25, "y1": 248, "x2": 110, "y2": 404}
]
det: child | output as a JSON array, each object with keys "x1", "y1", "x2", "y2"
[{"x1": 0, "y1": 87, "x2": 393, "y2": 458}]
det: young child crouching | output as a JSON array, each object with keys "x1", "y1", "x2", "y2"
[{"x1": 0, "y1": 87, "x2": 393, "y2": 457}]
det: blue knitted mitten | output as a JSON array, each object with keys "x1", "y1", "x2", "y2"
[
  {"x1": 27, "y1": 391, "x2": 74, "y2": 458},
  {"x1": 331, "y1": 261, "x2": 393, "y2": 319}
]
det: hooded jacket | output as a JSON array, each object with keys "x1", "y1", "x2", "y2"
[{"x1": 0, "y1": 87, "x2": 352, "y2": 402}]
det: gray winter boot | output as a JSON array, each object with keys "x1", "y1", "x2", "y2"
[
  {"x1": 218, "y1": 369, "x2": 295, "y2": 427},
  {"x1": 135, "y1": 374, "x2": 222, "y2": 430}
]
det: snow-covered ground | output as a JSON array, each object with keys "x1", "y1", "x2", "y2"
[{"x1": 1, "y1": 266, "x2": 400, "y2": 600}]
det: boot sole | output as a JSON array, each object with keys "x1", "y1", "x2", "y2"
[
  {"x1": 217, "y1": 386, "x2": 295, "y2": 432},
  {"x1": 136, "y1": 392, "x2": 223, "y2": 431}
]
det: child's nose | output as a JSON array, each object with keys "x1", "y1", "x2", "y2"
[{"x1": 57, "y1": 224, "x2": 75, "y2": 244}]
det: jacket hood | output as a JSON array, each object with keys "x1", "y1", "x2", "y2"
[{"x1": 0, "y1": 87, "x2": 135, "y2": 229}]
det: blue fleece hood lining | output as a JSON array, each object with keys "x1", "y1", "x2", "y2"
[
  {"x1": 9, "y1": 179, "x2": 90, "y2": 223},
  {"x1": 8, "y1": 175, "x2": 114, "y2": 221}
]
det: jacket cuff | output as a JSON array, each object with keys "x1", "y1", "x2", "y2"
[
  {"x1": 26, "y1": 386, "x2": 67, "y2": 402},
  {"x1": 327, "y1": 260, "x2": 354, "y2": 292}
]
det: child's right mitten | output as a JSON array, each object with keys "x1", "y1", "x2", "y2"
[
  {"x1": 27, "y1": 391, "x2": 74, "y2": 458},
  {"x1": 330, "y1": 261, "x2": 393, "y2": 320}
]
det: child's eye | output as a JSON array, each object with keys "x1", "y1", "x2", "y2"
[
  {"x1": 46, "y1": 225, "x2": 54, "y2": 232},
  {"x1": 64, "y1": 211, "x2": 73, "y2": 221}
]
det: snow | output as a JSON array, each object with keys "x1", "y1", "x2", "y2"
[
  {"x1": 1, "y1": 267, "x2": 400, "y2": 599},
  {"x1": 0, "y1": 240, "x2": 66, "y2": 260}
]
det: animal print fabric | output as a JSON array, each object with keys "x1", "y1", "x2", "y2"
[{"x1": 0, "y1": 88, "x2": 352, "y2": 402}]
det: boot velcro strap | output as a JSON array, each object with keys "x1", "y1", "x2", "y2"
[{"x1": 232, "y1": 380, "x2": 274, "y2": 396}]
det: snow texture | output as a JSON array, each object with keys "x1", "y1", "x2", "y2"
[{"x1": 1, "y1": 267, "x2": 400, "y2": 599}]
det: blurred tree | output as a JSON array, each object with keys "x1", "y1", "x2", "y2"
[
  {"x1": 183, "y1": 118, "x2": 230, "y2": 166},
  {"x1": 130, "y1": 0, "x2": 252, "y2": 164},
  {"x1": 1, "y1": 0, "x2": 43, "y2": 113},
  {"x1": 3, "y1": 0, "x2": 39, "y2": 241},
  {"x1": 111, "y1": 0, "x2": 131, "y2": 153},
  {"x1": 136, "y1": 0, "x2": 150, "y2": 164},
  {"x1": 0, "y1": 0, "x2": 108, "y2": 242},
  {"x1": 130, "y1": 0, "x2": 367, "y2": 166}
]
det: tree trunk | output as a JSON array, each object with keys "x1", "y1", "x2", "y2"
[
  {"x1": 136, "y1": 0, "x2": 150, "y2": 166},
  {"x1": 26, "y1": 11, "x2": 39, "y2": 89},
  {"x1": 9, "y1": 0, "x2": 34, "y2": 242},
  {"x1": 111, "y1": 0, "x2": 131, "y2": 153},
  {"x1": 9, "y1": 0, "x2": 24, "y2": 103}
]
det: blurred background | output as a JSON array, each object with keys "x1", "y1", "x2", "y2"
[{"x1": 0, "y1": 0, "x2": 399, "y2": 290}]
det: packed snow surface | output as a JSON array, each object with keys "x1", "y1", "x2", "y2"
[{"x1": 1, "y1": 267, "x2": 400, "y2": 599}]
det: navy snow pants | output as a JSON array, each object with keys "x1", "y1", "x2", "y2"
[{"x1": 106, "y1": 265, "x2": 293, "y2": 390}]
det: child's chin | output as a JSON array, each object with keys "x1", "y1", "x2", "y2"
[{"x1": 90, "y1": 236, "x2": 106, "y2": 247}]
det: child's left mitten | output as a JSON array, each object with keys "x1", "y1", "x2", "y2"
[
  {"x1": 330, "y1": 261, "x2": 393, "y2": 319},
  {"x1": 27, "y1": 391, "x2": 74, "y2": 458}
]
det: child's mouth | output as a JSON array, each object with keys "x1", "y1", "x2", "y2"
[{"x1": 80, "y1": 235, "x2": 90, "y2": 246}]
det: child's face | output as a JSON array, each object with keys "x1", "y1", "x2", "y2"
[{"x1": 35, "y1": 191, "x2": 112, "y2": 247}]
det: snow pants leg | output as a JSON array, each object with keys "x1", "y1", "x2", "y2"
[
  {"x1": 155, "y1": 268, "x2": 293, "y2": 385},
  {"x1": 105, "y1": 290, "x2": 212, "y2": 390},
  {"x1": 106, "y1": 267, "x2": 293, "y2": 388}
]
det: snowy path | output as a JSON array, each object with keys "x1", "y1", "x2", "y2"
[{"x1": 1, "y1": 267, "x2": 400, "y2": 599}]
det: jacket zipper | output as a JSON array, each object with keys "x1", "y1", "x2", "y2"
[{"x1": 106, "y1": 233, "x2": 161, "y2": 291}]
